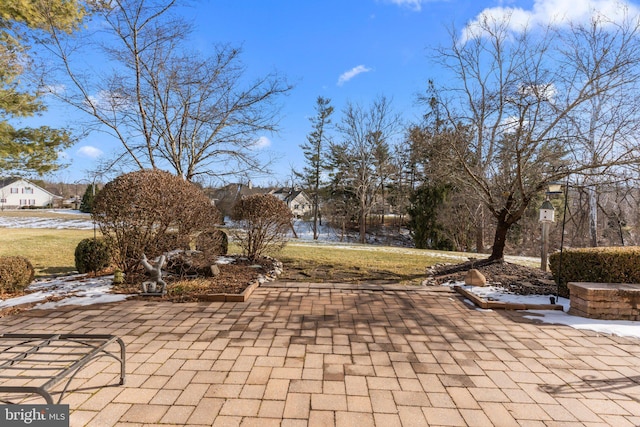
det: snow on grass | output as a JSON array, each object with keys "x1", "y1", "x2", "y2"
[
  {"x1": 0, "y1": 214, "x2": 95, "y2": 229},
  {"x1": 1, "y1": 275, "x2": 131, "y2": 311}
]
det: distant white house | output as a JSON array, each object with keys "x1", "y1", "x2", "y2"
[
  {"x1": 0, "y1": 178, "x2": 62, "y2": 210},
  {"x1": 268, "y1": 188, "x2": 313, "y2": 218}
]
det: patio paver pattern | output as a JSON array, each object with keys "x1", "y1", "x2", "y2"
[{"x1": 1, "y1": 282, "x2": 640, "y2": 426}]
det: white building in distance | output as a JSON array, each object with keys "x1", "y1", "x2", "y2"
[{"x1": 0, "y1": 178, "x2": 61, "y2": 210}]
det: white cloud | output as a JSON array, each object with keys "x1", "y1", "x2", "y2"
[
  {"x1": 387, "y1": 0, "x2": 425, "y2": 11},
  {"x1": 77, "y1": 146, "x2": 104, "y2": 159},
  {"x1": 86, "y1": 90, "x2": 131, "y2": 111},
  {"x1": 41, "y1": 84, "x2": 66, "y2": 96},
  {"x1": 337, "y1": 65, "x2": 372, "y2": 86},
  {"x1": 463, "y1": 0, "x2": 640, "y2": 41},
  {"x1": 252, "y1": 136, "x2": 271, "y2": 149}
]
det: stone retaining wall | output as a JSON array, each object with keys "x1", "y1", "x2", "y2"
[{"x1": 568, "y1": 282, "x2": 640, "y2": 320}]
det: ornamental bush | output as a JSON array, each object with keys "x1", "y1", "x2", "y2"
[
  {"x1": 232, "y1": 194, "x2": 292, "y2": 260},
  {"x1": 0, "y1": 256, "x2": 35, "y2": 293},
  {"x1": 92, "y1": 169, "x2": 222, "y2": 278},
  {"x1": 549, "y1": 246, "x2": 640, "y2": 293},
  {"x1": 74, "y1": 238, "x2": 112, "y2": 274}
]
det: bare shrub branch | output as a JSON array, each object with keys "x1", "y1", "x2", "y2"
[{"x1": 231, "y1": 194, "x2": 292, "y2": 260}]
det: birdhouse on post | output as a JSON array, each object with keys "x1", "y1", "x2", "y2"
[{"x1": 539, "y1": 199, "x2": 555, "y2": 223}]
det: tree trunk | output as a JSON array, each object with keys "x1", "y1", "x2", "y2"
[
  {"x1": 380, "y1": 184, "x2": 385, "y2": 226},
  {"x1": 489, "y1": 219, "x2": 509, "y2": 261},
  {"x1": 359, "y1": 210, "x2": 366, "y2": 244},
  {"x1": 588, "y1": 186, "x2": 598, "y2": 247},
  {"x1": 312, "y1": 191, "x2": 319, "y2": 240},
  {"x1": 475, "y1": 204, "x2": 484, "y2": 253},
  {"x1": 359, "y1": 195, "x2": 367, "y2": 244}
]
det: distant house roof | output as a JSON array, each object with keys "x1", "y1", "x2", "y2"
[
  {"x1": 0, "y1": 178, "x2": 19, "y2": 188},
  {"x1": 269, "y1": 187, "x2": 310, "y2": 204},
  {"x1": 0, "y1": 177, "x2": 62, "y2": 199}
]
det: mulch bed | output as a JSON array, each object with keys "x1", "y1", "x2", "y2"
[
  {"x1": 426, "y1": 259, "x2": 563, "y2": 296},
  {"x1": 118, "y1": 256, "x2": 276, "y2": 302}
]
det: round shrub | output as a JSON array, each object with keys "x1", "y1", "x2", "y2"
[
  {"x1": 232, "y1": 194, "x2": 293, "y2": 260},
  {"x1": 92, "y1": 169, "x2": 222, "y2": 277},
  {"x1": 0, "y1": 256, "x2": 35, "y2": 293},
  {"x1": 74, "y1": 238, "x2": 112, "y2": 274}
]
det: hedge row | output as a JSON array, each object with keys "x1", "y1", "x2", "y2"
[{"x1": 549, "y1": 246, "x2": 640, "y2": 287}]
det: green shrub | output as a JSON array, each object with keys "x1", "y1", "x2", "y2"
[
  {"x1": 549, "y1": 246, "x2": 640, "y2": 291},
  {"x1": 0, "y1": 256, "x2": 35, "y2": 293},
  {"x1": 74, "y1": 238, "x2": 112, "y2": 274}
]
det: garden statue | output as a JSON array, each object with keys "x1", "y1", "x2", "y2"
[{"x1": 141, "y1": 253, "x2": 167, "y2": 295}]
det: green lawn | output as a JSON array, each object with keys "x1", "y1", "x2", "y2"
[
  {"x1": 0, "y1": 210, "x2": 478, "y2": 282},
  {"x1": 0, "y1": 228, "x2": 95, "y2": 276},
  {"x1": 1, "y1": 223, "x2": 463, "y2": 283},
  {"x1": 276, "y1": 241, "x2": 468, "y2": 285}
]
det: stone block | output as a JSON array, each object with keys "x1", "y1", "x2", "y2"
[{"x1": 568, "y1": 282, "x2": 640, "y2": 321}]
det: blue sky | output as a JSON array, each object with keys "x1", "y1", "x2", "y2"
[{"x1": 37, "y1": 0, "x2": 640, "y2": 185}]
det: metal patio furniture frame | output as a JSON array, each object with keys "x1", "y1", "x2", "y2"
[{"x1": 0, "y1": 334, "x2": 126, "y2": 404}]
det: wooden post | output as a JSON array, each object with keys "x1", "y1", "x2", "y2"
[{"x1": 541, "y1": 221, "x2": 550, "y2": 271}]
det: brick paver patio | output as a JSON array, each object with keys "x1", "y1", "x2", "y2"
[{"x1": 1, "y1": 282, "x2": 640, "y2": 426}]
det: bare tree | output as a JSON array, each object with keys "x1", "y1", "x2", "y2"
[
  {"x1": 430, "y1": 10, "x2": 640, "y2": 261},
  {"x1": 564, "y1": 19, "x2": 640, "y2": 246},
  {"x1": 39, "y1": 0, "x2": 291, "y2": 181},
  {"x1": 330, "y1": 96, "x2": 400, "y2": 244}
]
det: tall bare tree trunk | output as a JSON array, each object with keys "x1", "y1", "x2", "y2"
[
  {"x1": 476, "y1": 204, "x2": 485, "y2": 253},
  {"x1": 489, "y1": 220, "x2": 509, "y2": 261},
  {"x1": 588, "y1": 186, "x2": 598, "y2": 247},
  {"x1": 359, "y1": 196, "x2": 367, "y2": 244}
]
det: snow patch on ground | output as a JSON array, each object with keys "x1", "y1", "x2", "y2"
[
  {"x1": 522, "y1": 311, "x2": 640, "y2": 339},
  {"x1": 216, "y1": 256, "x2": 237, "y2": 265},
  {"x1": 0, "y1": 275, "x2": 130, "y2": 310},
  {"x1": 0, "y1": 213, "x2": 95, "y2": 229},
  {"x1": 449, "y1": 281, "x2": 639, "y2": 340},
  {"x1": 453, "y1": 282, "x2": 570, "y2": 309}
]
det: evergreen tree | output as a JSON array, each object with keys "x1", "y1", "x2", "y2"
[
  {"x1": 407, "y1": 183, "x2": 453, "y2": 250},
  {"x1": 79, "y1": 184, "x2": 98, "y2": 213},
  {"x1": 297, "y1": 96, "x2": 333, "y2": 240},
  {"x1": 0, "y1": 0, "x2": 89, "y2": 175}
]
